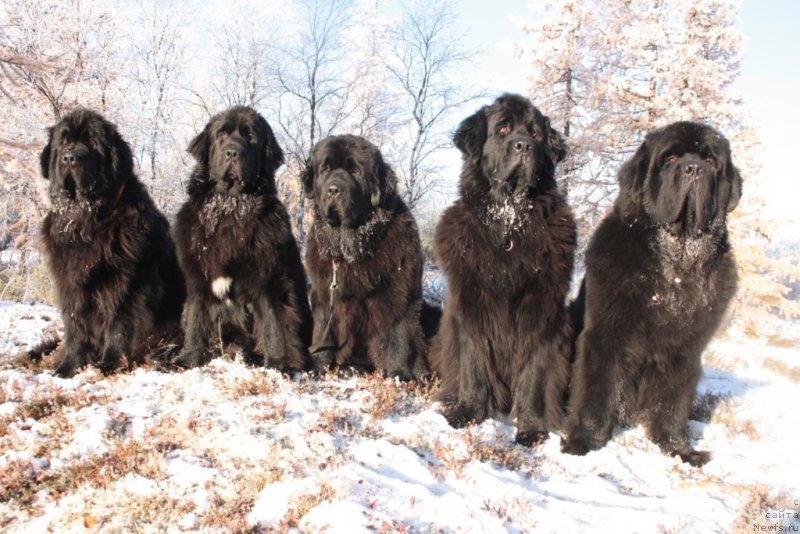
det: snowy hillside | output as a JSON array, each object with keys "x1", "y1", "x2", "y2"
[{"x1": 1, "y1": 300, "x2": 799, "y2": 532}]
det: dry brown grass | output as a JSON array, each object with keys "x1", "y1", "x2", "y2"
[
  {"x1": 279, "y1": 481, "x2": 338, "y2": 530},
  {"x1": 762, "y1": 357, "x2": 800, "y2": 383},
  {"x1": 703, "y1": 396, "x2": 760, "y2": 440},
  {"x1": 0, "y1": 379, "x2": 110, "y2": 440},
  {"x1": 0, "y1": 438, "x2": 172, "y2": 506},
  {"x1": 80, "y1": 494, "x2": 194, "y2": 532},
  {"x1": 226, "y1": 371, "x2": 279, "y2": 398},
  {"x1": 462, "y1": 429, "x2": 527, "y2": 472},
  {"x1": 730, "y1": 484, "x2": 798, "y2": 532},
  {"x1": 362, "y1": 373, "x2": 438, "y2": 421}
]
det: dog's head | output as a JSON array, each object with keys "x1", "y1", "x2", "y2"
[
  {"x1": 617, "y1": 121, "x2": 742, "y2": 235},
  {"x1": 40, "y1": 108, "x2": 134, "y2": 206},
  {"x1": 187, "y1": 106, "x2": 284, "y2": 198},
  {"x1": 453, "y1": 94, "x2": 566, "y2": 203},
  {"x1": 302, "y1": 135, "x2": 397, "y2": 229}
]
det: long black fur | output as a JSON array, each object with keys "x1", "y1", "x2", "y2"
[
  {"x1": 562, "y1": 121, "x2": 742, "y2": 466},
  {"x1": 430, "y1": 94, "x2": 576, "y2": 445},
  {"x1": 303, "y1": 135, "x2": 429, "y2": 380},
  {"x1": 171, "y1": 106, "x2": 312, "y2": 371},
  {"x1": 40, "y1": 108, "x2": 185, "y2": 377}
]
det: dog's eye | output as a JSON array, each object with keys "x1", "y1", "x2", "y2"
[
  {"x1": 350, "y1": 167, "x2": 361, "y2": 176},
  {"x1": 704, "y1": 157, "x2": 716, "y2": 167},
  {"x1": 498, "y1": 124, "x2": 511, "y2": 136},
  {"x1": 665, "y1": 154, "x2": 678, "y2": 165},
  {"x1": 88, "y1": 138, "x2": 97, "y2": 149},
  {"x1": 530, "y1": 130, "x2": 540, "y2": 140},
  {"x1": 217, "y1": 131, "x2": 229, "y2": 141},
  {"x1": 320, "y1": 164, "x2": 330, "y2": 175}
]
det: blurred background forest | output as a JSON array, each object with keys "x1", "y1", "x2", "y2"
[{"x1": 1, "y1": 0, "x2": 797, "y2": 328}]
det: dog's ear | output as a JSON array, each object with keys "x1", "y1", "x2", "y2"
[
  {"x1": 713, "y1": 135, "x2": 742, "y2": 214},
  {"x1": 188, "y1": 123, "x2": 211, "y2": 164},
  {"x1": 260, "y1": 124, "x2": 285, "y2": 178},
  {"x1": 301, "y1": 156, "x2": 315, "y2": 200},
  {"x1": 453, "y1": 107, "x2": 487, "y2": 161},
  {"x1": 107, "y1": 122, "x2": 134, "y2": 181},
  {"x1": 618, "y1": 140, "x2": 649, "y2": 201},
  {"x1": 544, "y1": 116, "x2": 567, "y2": 164},
  {"x1": 373, "y1": 157, "x2": 398, "y2": 208},
  {"x1": 616, "y1": 138, "x2": 650, "y2": 219},
  {"x1": 726, "y1": 165, "x2": 742, "y2": 213},
  {"x1": 40, "y1": 127, "x2": 53, "y2": 179}
]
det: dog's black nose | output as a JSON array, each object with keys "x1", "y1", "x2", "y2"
[
  {"x1": 327, "y1": 184, "x2": 340, "y2": 197},
  {"x1": 225, "y1": 148, "x2": 239, "y2": 161},
  {"x1": 683, "y1": 163, "x2": 702, "y2": 179},
  {"x1": 514, "y1": 139, "x2": 532, "y2": 153},
  {"x1": 61, "y1": 152, "x2": 81, "y2": 166}
]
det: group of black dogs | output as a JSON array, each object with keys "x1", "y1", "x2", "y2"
[{"x1": 37, "y1": 93, "x2": 741, "y2": 466}]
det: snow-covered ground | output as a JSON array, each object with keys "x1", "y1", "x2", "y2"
[{"x1": 1, "y1": 301, "x2": 799, "y2": 533}]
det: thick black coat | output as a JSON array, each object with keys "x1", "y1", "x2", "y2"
[
  {"x1": 303, "y1": 135, "x2": 427, "y2": 380},
  {"x1": 171, "y1": 106, "x2": 311, "y2": 370},
  {"x1": 39, "y1": 108, "x2": 185, "y2": 376},
  {"x1": 431, "y1": 94, "x2": 576, "y2": 445},
  {"x1": 562, "y1": 122, "x2": 742, "y2": 466}
]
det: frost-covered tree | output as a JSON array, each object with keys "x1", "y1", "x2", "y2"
[
  {"x1": 0, "y1": 0, "x2": 127, "y2": 300},
  {"x1": 385, "y1": 0, "x2": 482, "y2": 212},
  {"x1": 515, "y1": 0, "x2": 598, "y2": 199},
  {"x1": 517, "y1": 0, "x2": 798, "y2": 318},
  {"x1": 270, "y1": 0, "x2": 363, "y2": 243},
  {"x1": 124, "y1": 0, "x2": 190, "y2": 213},
  {"x1": 341, "y1": 0, "x2": 398, "y2": 146},
  {"x1": 0, "y1": 0, "x2": 125, "y2": 237},
  {"x1": 518, "y1": 0, "x2": 747, "y2": 227}
]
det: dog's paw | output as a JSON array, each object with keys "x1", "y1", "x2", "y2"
[
  {"x1": 515, "y1": 430, "x2": 549, "y2": 447},
  {"x1": 171, "y1": 349, "x2": 208, "y2": 369},
  {"x1": 53, "y1": 351, "x2": 86, "y2": 378},
  {"x1": 675, "y1": 449, "x2": 711, "y2": 467},
  {"x1": 560, "y1": 433, "x2": 601, "y2": 456},
  {"x1": 444, "y1": 404, "x2": 486, "y2": 429}
]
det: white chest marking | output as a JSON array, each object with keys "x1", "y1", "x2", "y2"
[{"x1": 211, "y1": 276, "x2": 233, "y2": 299}]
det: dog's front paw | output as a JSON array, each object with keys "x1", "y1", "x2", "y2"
[
  {"x1": 54, "y1": 351, "x2": 87, "y2": 378},
  {"x1": 171, "y1": 349, "x2": 209, "y2": 369},
  {"x1": 444, "y1": 403, "x2": 487, "y2": 428},
  {"x1": 311, "y1": 350, "x2": 335, "y2": 373},
  {"x1": 515, "y1": 430, "x2": 549, "y2": 447},
  {"x1": 674, "y1": 448, "x2": 711, "y2": 467}
]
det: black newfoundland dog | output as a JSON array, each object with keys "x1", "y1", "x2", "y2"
[
  {"x1": 431, "y1": 94, "x2": 576, "y2": 445},
  {"x1": 303, "y1": 134, "x2": 428, "y2": 380},
  {"x1": 562, "y1": 122, "x2": 742, "y2": 466},
  {"x1": 39, "y1": 108, "x2": 185, "y2": 377},
  {"x1": 171, "y1": 106, "x2": 312, "y2": 371}
]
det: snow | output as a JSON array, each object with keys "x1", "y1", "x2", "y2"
[{"x1": 1, "y1": 301, "x2": 799, "y2": 532}]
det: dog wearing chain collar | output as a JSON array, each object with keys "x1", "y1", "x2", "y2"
[
  {"x1": 430, "y1": 94, "x2": 576, "y2": 446},
  {"x1": 302, "y1": 134, "x2": 429, "y2": 380}
]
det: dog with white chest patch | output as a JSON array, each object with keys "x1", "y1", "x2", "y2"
[{"x1": 171, "y1": 106, "x2": 312, "y2": 370}]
